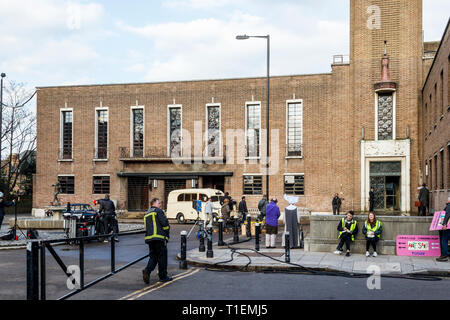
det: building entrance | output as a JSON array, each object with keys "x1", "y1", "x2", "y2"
[{"x1": 369, "y1": 161, "x2": 401, "y2": 211}]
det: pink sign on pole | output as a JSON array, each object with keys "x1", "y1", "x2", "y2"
[
  {"x1": 429, "y1": 211, "x2": 450, "y2": 231},
  {"x1": 396, "y1": 235, "x2": 441, "y2": 257}
]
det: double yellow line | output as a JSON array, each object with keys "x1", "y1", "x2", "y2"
[{"x1": 119, "y1": 268, "x2": 200, "y2": 300}]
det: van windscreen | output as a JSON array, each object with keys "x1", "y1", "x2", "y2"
[{"x1": 211, "y1": 196, "x2": 219, "y2": 202}]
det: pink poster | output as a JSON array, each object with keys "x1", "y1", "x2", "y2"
[
  {"x1": 396, "y1": 235, "x2": 441, "y2": 257},
  {"x1": 429, "y1": 211, "x2": 450, "y2": 231}
]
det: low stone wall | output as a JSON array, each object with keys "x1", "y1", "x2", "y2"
[{"x1": 304, "y1": 215, "x2": 438, "y2": 255}]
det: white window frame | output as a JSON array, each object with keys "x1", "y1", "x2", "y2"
[
  {"x1": 130, "y1": 106, "x2": 145, "y2": 157},
  {"x1": 167, "y1": 104, "x2": 183, "y2": 157},
  {"x1": 205, "y1": 103, "x2": 222, "y2": 157},
  {"x1": 245, "y1": 101, "x2": 262, "y2": 160},
  {"x1": 285, "y1": 99, "x2": 303, "y2": 159},
  {"x1": 375, "y1": 91, "x2": 396, "y2": 141},
  {"x1": 94, "y1": 107, "x2": 109, "y2": 161},
  {"x1": 59, "y1": 108, "x2": 74, "y2": 161}
]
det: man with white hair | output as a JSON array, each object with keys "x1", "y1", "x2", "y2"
[
  {"x1": 436, "y1": 196, "x2": 450, "y2": 262},
  {"x1": 0, "y1": 192, "x2": 16, "y2": 233}
]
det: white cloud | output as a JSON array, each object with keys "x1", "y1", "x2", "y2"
[{"x1": 118, "y1": 8, "x2": 349, "y2": 82}]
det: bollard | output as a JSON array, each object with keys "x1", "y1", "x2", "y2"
[
  {"x1": 180, "y1": 231, "x2": 188, "y2": 269},
  {"x1": 299, "y1": 227, "x2": 304, "y2": 249},
  {"x1": 285, "y1": 231, "x2": 290, "y2": 263},
  {"x1": 206, "y1": 227, "x2": 214, "y2": 258},
  {"x1": 218, "y1": 218, "x2": 225, "y2": 246},
  {"x1": 26, "y1": 241, "x2": 40, "y2": 300},
  {"x1": 233, "y1": 217, "x2": 239, "y2": 244},
  {"x1": 255, "y1": 223, "x2": 260, "y2": 251},
  {"x1": 198, "y1": 223, "x2": 205, "y2": 252},
  {"x1": 246, "y1": 215, "x2": 252, "y2": 238}
]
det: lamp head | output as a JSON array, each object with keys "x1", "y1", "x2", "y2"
[
  {"x1": 236, "y1": 35, "x2": 250, "y2": 40},
  {"x1": 0, "y1": 73, "x2": 5, "y2": 78}
]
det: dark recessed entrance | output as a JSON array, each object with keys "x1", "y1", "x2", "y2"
[
  {"x1": 202, "y1": 176, "x2": 225, "y2": 192},
  {"x1": 369, "y1": 161, "x2": 401, "y2": 211},
  {"x1": 128, "y1": 177, "x2": 149, "y2": 211}
]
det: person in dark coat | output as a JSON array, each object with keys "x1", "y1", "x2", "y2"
[
  {"x1": 0, "y1": 192, "x2": 15, "y2": 232},
  {"x1": 436, "y1": 197, "x2": 450, "y2": 262},
  {"x1": 142, "y1": 198, "x2": 172, "y2": 284},
  {"x1": 334, "y1": 211, "x2": 358, "y2": 257},
  {"x1": 369, "y1": 187, "x2": 375, "y2": 212},
  {"x1": 332, "y1": 193, "x2": 342, "y2": 215},
  {"x1": 99, "y1": 194, "x2": 119, "y2": 242},
  {"x1": 257, "y1": 195, "x2": 268, "y2": 221},
  {"x1": 238, "y1": 196, "x2": 248, "y2": 223},
  {"x1": 418, "y1": 183, "x2": 430, "y2": 216}
]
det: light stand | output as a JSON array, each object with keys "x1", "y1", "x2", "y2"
[{"x1": 12, "y1": 194, "x2": 26, "y2": 240}]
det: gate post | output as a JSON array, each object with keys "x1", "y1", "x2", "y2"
[{"x1": 26, "y1": 241, "x2": 39, "y2": 300}]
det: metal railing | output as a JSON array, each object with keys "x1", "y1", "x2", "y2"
[
  {"x1": 119, "y1": 146, "x2": 167, "y2": 159},
  {"x1": 26, "y1": 231, "x2": 147, "y2": 300}
]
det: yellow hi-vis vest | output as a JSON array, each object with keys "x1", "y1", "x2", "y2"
[
  {"x1": 339, "y1": 218, "x2": 357, "y2": 241},
  {"x1": 364, "y1": 220, "x2": 382, "y2": 238},
  {"x1": 144, "y1": 209, "x2": 170, "y2": 242}
]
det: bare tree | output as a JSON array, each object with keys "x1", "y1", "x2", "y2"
[{"x1": 0, "y1": 81, "x2": 36, "y2": 197}]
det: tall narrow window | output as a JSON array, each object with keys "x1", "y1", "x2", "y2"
[
  {"x1": 377, "y1": 93, "x2": 393, "y2": 140},
  {"x1": 132, "y1": 108, "x2": 144, "y2": 157},
  {"x1": 434, "y1": 83, "x2": 438, "y2": 122},
  {"x1": 169, "y1": 106, "x2": 182, "y2": 157},
  {"x1": 429, "y1": 159, "x2": 433, "y2": 190},
  {"x1": 447, "y1": 144, "x2": 450, "y2": 188},
  {"x1": 430, "y1": 94, "x2": 433, "y2": 126},
  {"x1": 440, "y1": 149, "x2": 445, "y2": 190},
  {"x1": 246, "y1": 104, "x2": 260, "y2": 158},
  {"x1": 434, "y1": 154, "x2": 438, "y2": 190},
  {"x1": 206, "y1": 105, "x2": 220, "y2": 157},
  {"x1": 440, "y1": 70, "x2": 444, "y2": 116},
  {"x1": 286, "y1": 101, "x2": 303, "y2": 157},
  {"x1": 61, "y1": 110, "x2": 73, "y2": 159},
  {"x1": 96, "y1": 109, "x2": 108, "y2": 159},
  {"x1": 424, "y1": 103, "x2": 428, "y2": 134}
]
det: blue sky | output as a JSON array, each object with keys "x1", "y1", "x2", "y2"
[{"x1": 0, "y1": 0, "x2": 449, "y2": 90}]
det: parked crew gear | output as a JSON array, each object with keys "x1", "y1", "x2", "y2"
[
  {"x1": 363, "y1": 220, "x2": 382, "y2": 239},
  {"x1": 0, "y1": 198, "x2": 15, "y2": 230},
  {"x1": 338, "y1": 218, "x2": 357, "y2": 241},
  {"x1": 144, "y1": 207, "x2": 170, "y2": 242}
]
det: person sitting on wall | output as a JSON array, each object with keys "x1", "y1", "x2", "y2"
[
  {"x1": 362, "y1": 212, "x2": 382, "y2": 257},
  {"x1": 334, "y1": 211, "x2": 358, "y2": 257}
]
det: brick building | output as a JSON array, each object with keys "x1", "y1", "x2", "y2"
[
  {"x1": 34, "y1": 0, "x2": 448, "y2": 214},
  {"x1": 421, "y1": 19, "x2": 450, "y2": 213}
]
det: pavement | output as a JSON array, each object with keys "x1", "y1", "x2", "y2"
[{"x1": 182, "y1": 233, "x2": 450, "y2": 276}]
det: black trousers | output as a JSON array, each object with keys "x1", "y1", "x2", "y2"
[
  {"x1": 0, "y1": 214, "x2": 4, "y2": 230},
  {"x1": 366, "y1": 237, "x2": 379, "y2": 251},
  {"x1": 145, "y1": 240, "x2": 168, "y2": 280},
  {"x1": 369, "y1": 201, "x2": 374, "y2": 212},
  {"x1": 103, "y1": 215, "x2": 119, "y2": 235},
  {"x1": 332, "y1": 205, "x2": 340, "y2": 215},
  {"x1": 419, "y1": 205, "x2": 428, "y2": 216},
  {"x1": 337, "y1": 233, "x2": 353, "y2": 251}
]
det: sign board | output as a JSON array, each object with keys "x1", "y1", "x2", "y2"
[
  {"x1": 396, "y1": 235, "x2": 441, "y2": 257},
  {"x1": 429, "y1": 211, "x2": 450, "y2": 231}
]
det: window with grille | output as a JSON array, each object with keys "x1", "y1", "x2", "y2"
[
  {"x1": 93, "y1": 176, "x2": 110, "y2": 194},
  {"x1": 287, "y1": 102, "x2": 302, "y2": 157},
  {"x1": 246, "y1": 104, "x2": 260, "y2": 158},
  {"x1": 377, "y1": 93, "x2": 394, "y2": 140},
  {"x1": 96, "y1": 110, "x2": 108, "y2": 159},
  {"x1": 61, "y1": 111, "x2": 72, "y2": 159},
  {"x1": 58, "y1": 176, "x2": 74, "y2": 194},
  {"x1": 207, "y1": 105, "x2": 220, "y2": 157},
  {"x1": 284, "y1": 175, "x2": 305, "y2": 195},
  {"x1": 169, "y1": 106, "x2": 182, "y2": 157},
  {"x1": 132, "y1": 109, "x2": 144, "y2": 157},
  {"x1": 243, "y1": 175, "x2": 262, "y2": 195}
]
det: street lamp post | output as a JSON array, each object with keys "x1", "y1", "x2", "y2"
[
  {"x1": 236, "y1": 35, "x2": 270, "y2": 198},
  {"x1": 0, "y1": 73, "x2": 5, "y2": 163}
]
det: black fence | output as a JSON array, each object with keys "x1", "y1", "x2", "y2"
[{"x1": 26, "y1": 231, "x2": 148, "y2": 300}]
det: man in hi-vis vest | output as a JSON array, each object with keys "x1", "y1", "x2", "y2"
[{"x1": 142, "y1": 198, "x2": 172, "y2": 284}]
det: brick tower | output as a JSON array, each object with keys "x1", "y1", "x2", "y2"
[{"x1": 349, "y1": 0, "x2": 423, "y2": 213}]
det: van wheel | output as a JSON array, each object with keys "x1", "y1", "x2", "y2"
[{"x1": 176, "y1": 213, "x2": 185, "y2": 224}]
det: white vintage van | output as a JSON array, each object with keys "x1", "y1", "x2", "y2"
[{"x1": 166, "y1": 188, "x2": 224, "y2": 224}]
